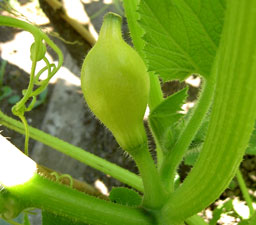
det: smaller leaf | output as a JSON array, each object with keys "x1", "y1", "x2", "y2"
[
  {"x1": 184, "y1": 145, "x2": 201, "y2": 166},
  {"x1": 0, "y1": 86, "x2": 12, "y2": 101},
  {"x1": 183, "y1": 117, "x2": 256, "y2": 166},
  {"x1": 8, "y1": 95, "x2": 20, "y2": 105},
  {"x1": 149, "y1": 87, "x2": 188, "y2": 154},
  {"x1": 246, "y1": 147, "x2": 256, "y2": 155},
  {"x1": 109, "y1": 187, "x2": 142, "y2": 207},
  {"x1": 228, "y1": 179, "x2": 238, "y2": 191}
]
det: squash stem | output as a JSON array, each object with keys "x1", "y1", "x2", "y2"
[
  {"x1": 0, "y1": 110, "x2": 143, "y2": 192},
  {"x1": 160, "y1": 76, "x2": 215, "y2": 191},
  {"x1": 130, "y1": 143, "x2": 167, "y2": 209},
  {"x1": 161, "y1": 0, "x2": 256, "y2": 223}
]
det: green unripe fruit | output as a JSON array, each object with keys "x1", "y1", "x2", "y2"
[{"x1": 81, "y1": 13, "x2": 149, "y2": 152}]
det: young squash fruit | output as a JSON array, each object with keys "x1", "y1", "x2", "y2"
[{"x1": 81, "y1": 13, "x2": 149, "y2": 152}]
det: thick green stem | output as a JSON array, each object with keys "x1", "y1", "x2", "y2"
[
  {"x1": 6, "y1": 174, "x2": 153, "y2": 225},
  {"x1": 130, "y1": 143, "x2": 167, "y2": 209},
  {"x1": 0, "y1": 111, "x2": 143, "y2": 192},
  {"x1": 161, "y1": 1, "x2": 256, "y2": 223},
  {"x1": 160, "y1": 77, "x2": 215, "y2": 190},
  {"x1": 236, "y1": 169, "x2": 254, "y2": 217}
]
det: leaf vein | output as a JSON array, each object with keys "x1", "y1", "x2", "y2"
[
  {"x1": 182, "y1": 0, "x2": 217, "y2": 49},
  {"x1": 142, "y1": 1, "x2": 199, "y2": 72}
]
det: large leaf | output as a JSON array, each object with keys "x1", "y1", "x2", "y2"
[
  {"x1": 123, "y1": 0, "x2": 164, "y2": 110},
  {"x1": 138, "y1": 0, "x2": 225, "y2": 81},
  {"x1": 149, "y1": 88, "x2": 188, "y2": 153},
  {"x1": 123, "y1": 0, "x2": 144, "y2": 53}
]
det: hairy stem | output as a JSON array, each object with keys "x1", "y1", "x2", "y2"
[
  {"x1": 6, "y1": 174, "x2": 153, "y2": 225},
  {"x1": 0, "y1": 110, "x2": 143, "y2": 192},
  {"x1": 130, "y1": 143, "x2": 167, "y2": 209},
  {"x1": 160, "y1": 76, "x2": 215, "y2": 191},
  {"x1": 161, "y1": 1, "x2": 256, "y2": 223}
]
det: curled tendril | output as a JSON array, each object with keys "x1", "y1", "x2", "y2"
[
  {"x1": 0, "y1": 15, "x2": 63, "y2": 155},
  {"x1": 50, "y1": 172, "x2": 74, "y2": 188}
]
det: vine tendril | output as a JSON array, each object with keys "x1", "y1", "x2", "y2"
[
  {"x1": 0, "y1": 15, "x2": 63, "y2": 155},
  {"x1": 51, "y1": 172, "x2": 74, "y2": 188}
]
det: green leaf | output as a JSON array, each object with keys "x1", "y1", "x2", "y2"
[
  {"x1": 0, "y1": 86, "x2": 12, "y2": 101},
  {"x1": 246, "y1": 121, "x2": 256, "y2": 155},
  {"x1": 123, "y1": 0, "x2": 164, "y2": 110},
  {"x1": 138, "y1": 0, "x2": 225, "y2": 81},
  {"x1": 149, "y1": 88, "x2": 187, "y2": 153},
  {"x1": 8, "y1": 94, "x2": 20, "y2": 105},
  {"x1": 123, "y1": 0, "x2": 144, "y2": 54},
  {"x1": 184, "y1": 118, "x2": 256, "y2": 165},
  {"x1": 42, "y1": 211, "x2": 88, "y2": 225},
  {"x1": 109, "y1": 187, "x2": 142, "y2": 207},
  {"x1": 246, "y1": 147, "x2": 256, "y2": 155},
  {"x1": 184, "y1": 146, "x2": 201, "y2": 166}
]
